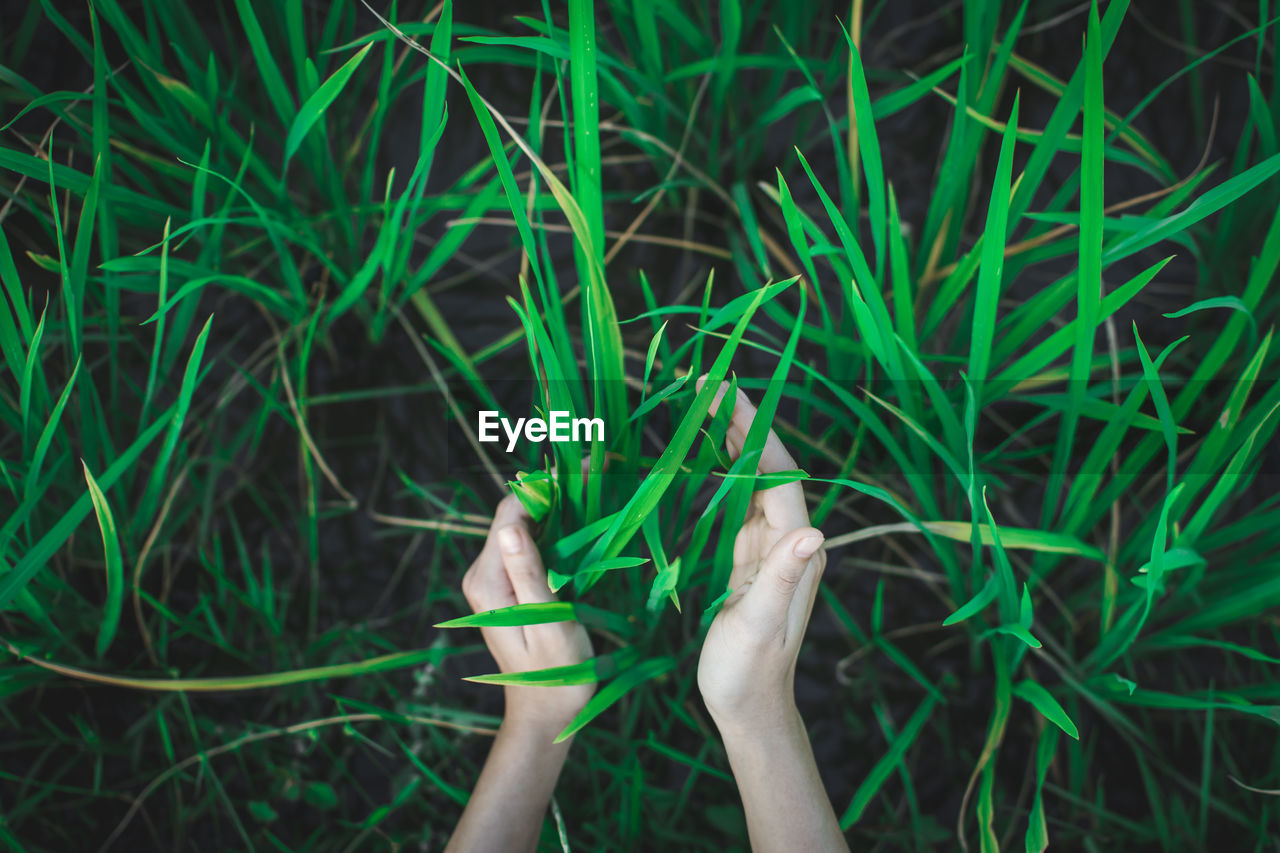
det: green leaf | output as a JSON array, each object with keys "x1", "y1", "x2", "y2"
[
  {"x1": 923, "y1": 521, "x2": 1105, "y2": 560},
  {"x1": 967, "y1": 91, "x2": 1020, "y2": 387},
  {"x1": 551, "y1": 557, "x2": 649, "y2": 593},
  {"x1": 840, "y1": 694, "x2": 939, "y2": 828},
  {"x1": 435, "y1": 601, "x2": 630, "y2": 636},
  {"x1": 248, "y1": 800, "x2": 278, "y2": 823},
  {"x1": 464, "y1": 648, "x2": 640, "y2": 686},
  {"x1": 943, "y1": 574, "x2": 998, "y2": 626},
  {"x1": 699, "y1": 588, "x2": 733, "y2": 633},
  {"x1": 578, "y1": 279, "x2": 793, "y2": 571},
  {"x1": 232, "y1": 0, "x2": 294, "y2": 125},
  {"x1": 994, "y1": 623, "x2": 1042, "y2": 649},
  {"x1": 82, "y1": 462, "x2": 123, "y2": 659},
  {"x1": 285, "y1": 42, "x2": 373, "y2": 163},
  {"x1": 508, "y1": 469, "x2": 556, "y2": 523},
  {"x1": 553, "y1": 657, "x2": 675, "y2": 743},
  {"x1": 1024, "y1": 725, "x2": 1060, "y2": 852},
  {"x1": 1013, "y1": 680, "x2": 1080, "y2": 739},
  {"x1": 23, "y1": 357, "x2": 81, "y2": 502},
  {"x1": 1162, "y1": 295, "x2": 1255, "y2": 323},
  {"x1": 303, "y1": 781, "x2": 339, "y2": 811}
]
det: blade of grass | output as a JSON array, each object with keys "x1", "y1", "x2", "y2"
[
  {"x1": 967, "y1": 92, "x2": 1019, "y2": 389},
  {"x1": 284, "y1": 42, "x2": 373, "y2": 165},
  {"x1": 81, "y1": 463, "x2": 123, "y2": 659}
]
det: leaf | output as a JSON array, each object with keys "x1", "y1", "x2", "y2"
[
  {"x1": 578, "y1": 279, "x2": 793, "y2": 571},
  {"x1": 248, "y1": 800, "x2": 278, "y2": 823},
  {"x1": 967, "y1": 91, "x2": 1020, "y2": 386},
  {"x1": 23, "y1": 355, "x2": 79, "y2": 502},
  {"x1": 82, "y1": 462, "x2": 123, "y2": 659},
  {"x1": 508, "y1": 469, "x2": 556, "y2": 523},
  {"x1": 838, "y1": 26, "x2": 886, "y2": 269},
  {"x1": 551, "y1": 556, "x2": 650, "y2": 593},
  {"x1": 995, "y1": 624, "x2": 1042, "y2": 649},
  {"x1": 1102, "y1": 673, "x2": 1138, "y2": 695},
  {"x1": 1103, "y1": 151, "x2": 1280, "y2": 264},
  {"x1": 303, "y1": 781, "x2": 339, "y2": 811},
  {"x1": 0, "y1": 393, "x2": 171, "y2": 613},
  {"x1": 944, "y1": 574, "x2": 998, "y2": 626},
  {"x1": 0, "y1": 643, "x2": 456, "y2": 691},
  {"x1": 1052, "y1": 0, "x2": 1105, "y2": 522},
  {"x1": 1013, "y1": 680, "x2": 1080, "y2": 740},
  {"x1": 285, "y1": 42, "x2": 373, "y2": 163},
  {"x1": 1133, "y1": 325, "x2": 1186, "y2": 496},
  {"x1": 1025, "y1": 725, "x2": 1061, "y2": 852},
  {"x1": 553, "y1": 657, "x2": 675, "y2": 743},
  {"x1": 464, "y1": 648, "x2": 640, "y2": 686},
  {"x1": 699, "y1": 588, "x2": 733, "y2": 633},
  {"x1": 645, "y1": 555, "x2": 682, "y2": 614},
  {"x1": 1163, "y1": 295, "x2": 1256, "y2": 326},
  {"x1": 434, "y1": 601, "x2": 630, "y2": 636},
  {"x1": 133, "y1": 315, "x2": 215, "y2": 538},
  {"x1": 923, "y1": 521, "x2": 1105, "y2": 560},
  {"x1": 840, "y1": 694, "x2": 939, "y2": 828}
]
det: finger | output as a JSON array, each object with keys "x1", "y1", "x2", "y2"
[
  {"x1": 738, "y1": 527, "x2": 824, "y2": 635},
  {"x1": 696, "y1": 375, "x2": 737, "y2": 443},
  {"x1": 462, "y1": 495, "x2": 529, "y2": 612},
  {"x1": 496, "y1": 522, "x2": 557, "y2": 604},
  {"x1": 698, "y1": 377, "x2": 809, "y2": 530},
  {"x1": 461, "y1": 542, "x2": 520, "y2": 660},
  {"x1": 488, "y1": 493, "x2": 530, "y2": 534}
]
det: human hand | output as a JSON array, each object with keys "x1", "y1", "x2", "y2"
[
  {"x1": 695, "y1": 381, "x2": 826, "y2": 732},
  {"x1": 461, "y1": 495, "x2": 594, "y2": 735}
]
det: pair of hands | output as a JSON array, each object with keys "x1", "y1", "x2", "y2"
[{"x1": 460, "y1": 381, "x2": 827, "y2": 736}]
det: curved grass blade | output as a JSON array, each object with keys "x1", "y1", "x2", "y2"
[
  {"x1": 553, "y1": 656, "x2": 675, "y2": 743},
  {"x1": 23, "y1": 357, "x2": 81, "y2": 500},
  {"x1": 1049, "y1": 0, "x2": 1105, "y2": 522},
  {"x1": 284, "y1": 42, "x2": 373, "y2": 164},
  {"x1": 2, "y1": 641, "x2": 455, "y2": 692},
  {"x1": 967, "y1": 92, "x2": 1019, "y2": 388},
  {"x1": 1013, "y1": 680, "x2": 1080, "y2": 740},
  {"x1": 82, "y1": 463, "x2": 123, "y2": 658},
  {"x1": 1024, "y1": 725, "x2": 1061, "y2": 851},
  {"x1": 840, "y1": 694, "x2": 939, "y2": 828},
  {"x1": 232, "y1": 0, "x2": 294, "y2": 125},
  {"x1": 435, "y1": 601, "x2": 631, "y2": 636},
  {"x1": 133, "y1": 315, "x2": 214, "y2": 537},
  {"x1": 464, "y1": 648, "x2": 641, "y2": 686}
]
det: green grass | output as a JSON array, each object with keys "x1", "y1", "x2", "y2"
[{"x1": 2, "y1": 0, "x2": 1280, "y2": 850}]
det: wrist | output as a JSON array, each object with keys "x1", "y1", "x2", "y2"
[
  {"x1": 710, "y1": 695, "x2": 803, "y2": 742},
  {"x1": 499, "y1": 708, "x2": 575, "y2": 745}
]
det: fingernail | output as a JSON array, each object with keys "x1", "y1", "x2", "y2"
[
  {"x1": 498, "y1": 526, "x2": 523, "y2": 555},
  {"x1": 793, "y1": 533, "x2": 823, "y2": 559}
]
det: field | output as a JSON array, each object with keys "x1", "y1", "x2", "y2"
[{"x1": 2, "y1": 0, "x2": 1280, "y2": 850}]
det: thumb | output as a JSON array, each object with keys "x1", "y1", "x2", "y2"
[{"x1": 739, "y1": 527, "x2": 824, "y2": 628}]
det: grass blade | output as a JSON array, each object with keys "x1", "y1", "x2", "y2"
[
  {"x1": 81, "y1": 463, "x2": 123, "y2": 658},
  {"x1": 284, "y1": 43, "x2": 373, "y2": 164}
]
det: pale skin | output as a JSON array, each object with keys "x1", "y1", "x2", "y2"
[
  {"x1": 446, "y1": 383, "x2": 848, "y2": 852},
  {"x1": 696, "y1": 380, "x2": 849, "y2": 853},
  {"x1": 444, "y1": 494, "x2": 594, "y2": 853}
]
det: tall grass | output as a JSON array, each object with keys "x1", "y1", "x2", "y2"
[{"x1": 2, "y1": 0, "x2": 1279, "y2": 849}]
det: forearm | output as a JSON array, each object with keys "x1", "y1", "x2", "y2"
[
  {"x1": 446, "y1": 719, "x2": 572, "y2": 853},
  {"x1": 717, "y1": 707, "x2": 849, "y2": 853}
]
